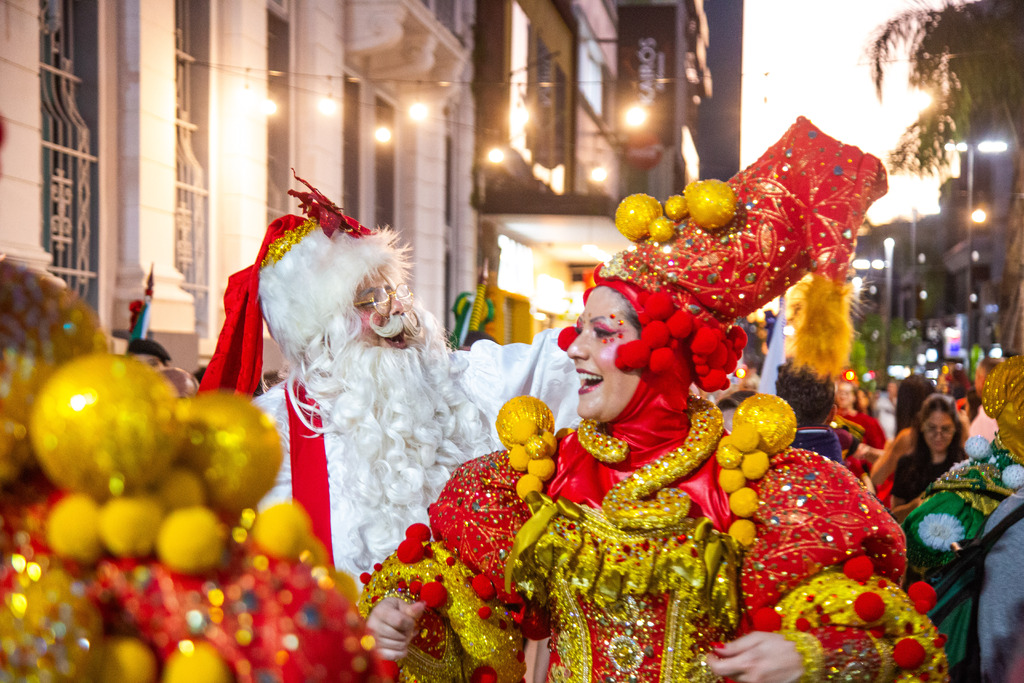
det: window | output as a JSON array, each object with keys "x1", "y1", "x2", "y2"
[
  {"x1": 342, "y1": 77, "x2": 360, "y2": 218},
  {"x1": 374, "y1": 97, "x2": 395, "y2": 229},
  {"x1": 266, "y1": 12, "x2": 290, "y2": 222}
]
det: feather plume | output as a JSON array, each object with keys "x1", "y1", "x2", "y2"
[{"x1": 785, "y1": 274, "x2": 853, "y2": 378}]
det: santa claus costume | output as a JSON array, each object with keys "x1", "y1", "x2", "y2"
[{"x1": 200, "y1": 175, "x2": 580, "y2": 578}]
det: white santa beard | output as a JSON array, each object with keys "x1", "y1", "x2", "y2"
[{"x1": 285, "y1": 323, "x2": 491, "y2": 576}]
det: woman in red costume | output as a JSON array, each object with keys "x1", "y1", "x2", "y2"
[{"x1": 359, "y1": 118, "x2": 949, "y2": 682}]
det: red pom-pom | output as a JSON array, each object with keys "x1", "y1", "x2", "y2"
[
  {"x1": 843, "y1": 556, "x2": 875, "y2": 582},
  {"x1": 752, "y1": 607, "x2": 782, "y2": 632},
  {"x1": 795, "y1": 617, "x2": 811, "y2": 632},
  {"x1": 470, "y1": 666, "x2": 498, "y2": 683},
  {"x1": 893, "y1": 638, "x2": 926, "y2": 669},
  {"x1": 933, "y1": 634, "x2": 947, "y2": 648},
  {"x1": 914, "y1": 600, "x2": 932, "y2": 614},
  {"x1": 446, "y1": 556, "x2": 456, "y2": 566},
  {"x1": 409, "y1": 580, "x2": 422, "y2": 595},
  {"x1": 645, "y1": 292, "x2": 675, "y2": 321},
  {"x1": 870, "y1": 626, "x2": 886, "y2": 639},
  {"x1": 359, "y1": 572, "x2": 371, "y2": 585},
  {"x1": 471, "y1": 574, "x2": 496, "y2": 601},
  {"x1": 667, "y1": 310, "x2": 695, "y2": 339},
  {"x1": 642, "y1": 320, "x2": 670, "y2": 348},
  {"x1": 374, "y1": 563, "x2": 383, "y2": 571},
  {"x1": 708, "y1": 343, "x2": 729, "y2": 369},
  {"x1": 380, "y1": 660, "x2": 400, "y2": 678},
  {"x1": 557, "y1": 326, "x2": 578, "y2": 351},
  {"x1": 638, "y1": 312, "x2": 651, "y2": 327},
  {"x1": 691, "y1": 327, "x2": 719, "y2": 355},
  {"x1": 650, "y1": 347, "x2": 676, "y2": 373},
  {"x1": 407, "y1": 523, "x2": 432, "y2": 543},
  {"x1": 616, "y1": 340, "x2": 651, "y2": 371},
  {"x1": 396, "y1": 539, "x2": 425, "y2": 564},
  {"x1": 478, "y1": 605, "x2": 492, "y2": 619},
  {"x1": 907, "y1": 581, "x2": 937, "y2": 611},
  {"x1": 701, "y1": 369, "x2": 727, "y2": 390},
  {"x1": 854, "y1": 591, "x2": 886, "y2": 622},
  {"x1": 420, "y1": 581, "x2": 448, "y2": 609},
  {"x1": 728, "y1": 325, "x2": 747, "y2": 351}
]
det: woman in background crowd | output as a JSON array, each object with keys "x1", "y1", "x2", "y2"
[{"x1": 871, "y1": 374, "x2": 936, "y2": 505}]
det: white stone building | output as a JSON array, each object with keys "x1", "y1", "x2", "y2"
[{"x1": 0, "y1": 0, "x2": 479, "y2": 372}]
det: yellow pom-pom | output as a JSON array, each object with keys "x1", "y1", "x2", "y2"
[
  {"x1": 728, "y1": 487, "x2": 759, "y2": 518},
  {"x1": 525, "y1": 433, "x2": 555, "y2": 460},
  {"x1": 527, "y1": 457, "x2": 556, "y2": 481},
  {"x1": 716, "y1": 443, "x2": 743, "y2": 469},
  {"x1": 515, "y1": 474, "x2": 544, "y2": 499},
  {"x1": 252, "y1": 503, "x2": 313, "y2": 561},
  {"x1": 155, "y1": 468, "x2": 207, "y2": 510},
  {"x1": 507, "y1": 444, "x2": 531, "y2": 471},
  {"x1": 46, "y1": 494, "x2": 103, "y2": 564},
  {"x1": 615, "y1": 193, "x2": 663, "y2": 241},
  {"x1": 718, "y1": 468, "x2": 747, "y2": 494},
  {"x1": 156, "y1": 506, "x2": 224, "y2": 574},
  {"x1": 664, "y1": 194, "x2": 688, "y2": 221},
  {"x1": 95, "y1": 636, "x2": 157, "y2": 683},
  {"x1": 734, "y1": 394, "x2": 797, "y2": 454},
  {"x1": 162, "y1": 641, "x2": 232, "y2": 683},
  {"x1": 648, "y1": 216, "x2": 677, "y2": 243},
  {"x1": 176, "y1": 393, "x2": 282, "y2": 514},
  {"x1": 684, "y1": 179, "x2": 737, "y2": 230},
  {"x1": 495, "y1": 397, "x2": 554, "y2": 448},
  {"x1": 334, "y1": 571, "x2": 359, "y2": 603},
  {"x1": 728, "y1": 422, "x2": 760, "y2": 452},
  {"x1": 99, "y1": 496, "x2": 164, "y2": 558},
  {"x1": 740, "y1": 450, "x2": 771, "y2": 480},
  {"x1": 728, "y1": 519, "x2": 757, "y2": 547}
]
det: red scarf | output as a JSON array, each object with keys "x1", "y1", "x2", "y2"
[{"x1": 286, "y1": 386, "x2": 334, "y2": 561}]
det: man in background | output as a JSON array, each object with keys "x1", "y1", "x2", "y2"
[{"x1": 775, "y1": 360, "x2": 843, "y2": 463}]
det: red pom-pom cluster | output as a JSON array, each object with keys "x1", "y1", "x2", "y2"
[
  {"x1": 893, "y1": 637, "x2": 926, "y2": 669},
  {"x1": 612, "y1": 291, "x2": 744, "y2": 392},
  {"x1": 843, "y1": 556, "x2": 875, "y2": 583},
  {"x1": 907, "y1": 581, "x2": 937, "y2": 614},
  {"x1": 752, "y1": 606, "x2": 782, "y2": 632},
  {"x1": 853, "y1": 591, "x2": 885, "y2": 622}
]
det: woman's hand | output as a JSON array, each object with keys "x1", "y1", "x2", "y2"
[
  {"x1": 365, "y1": 597, "x2": 425, "y2": 661},
  {"x1": 706, "y1": 632, "x2": 804, "y2": 683}
]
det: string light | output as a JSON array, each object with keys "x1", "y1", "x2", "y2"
[
  {"x1": 409, "y1": 102, "x2": 428, "y2": 120},
  {"x1": 487, "y1": 148, "x2": 504, "y2": 163},
  {"x1": 625, "y1": 105, "x2": 648, "y2": 127},
  {"x1": 318, "y1": 95, "x2": 337, "y2": 115},
  {"x1": 375, "y1": 126, "x2": 392, "y2": 143},
  {"x1": 261, "y1": 98, "x2": 278, "y2": 115},
  {"x1": 590, "y1": 167, "x2": 607, "y2": 182}
]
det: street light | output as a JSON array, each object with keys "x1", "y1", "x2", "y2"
[
  {"x1": 882, "y1": 237, "x2": 895, "y2": 370},
  {"x1": 943, "y1": 139, "x2": 1008, "y2": 355}
]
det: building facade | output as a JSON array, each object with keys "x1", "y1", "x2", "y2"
[{"x1": 1, "y1": 0, "x2": 479, "y2": 371}]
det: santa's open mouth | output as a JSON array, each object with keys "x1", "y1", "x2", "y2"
[{"x1": 578, "y1": 371, "x2": 602, "y2": 394}]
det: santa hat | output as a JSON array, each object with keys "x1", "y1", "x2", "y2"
[
  {"x1": 200, "y1": 172, "x2": 395, "y2": 395},
  {"x1": 559, "y1": 117, "x2": 888, "y2": 390}
]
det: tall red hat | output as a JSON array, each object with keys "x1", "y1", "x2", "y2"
[
  {"x1": 200, "y1": 172, "x2": 373, "y2": 395},
  {"x1": 559, "y1": 117, "x2": 888, "y2": 390}
]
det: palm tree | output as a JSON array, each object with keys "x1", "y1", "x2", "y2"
[{"x1": 867, "y1": 0, "x2": 1024, "y2": 355}]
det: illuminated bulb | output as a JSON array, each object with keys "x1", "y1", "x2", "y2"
[
  {"x1": 972, "y1": 208, "x2": 987, "y2": 223},
  {"x1": 488, "y1": 148, "x2": 504, "y2": 163},
  {"x1": 511, "y1": 107, "x2": 529, "y2": 127},
  {"x1": 625, "y1": 106, "x2": 648, "y2": 127},
  {"x1": 871, "y1": 259, "x2": 885, "y2": 270},
  {"x1": 375, "y1": 127, "x2": 392, "y2": 143},
  {"x1": 919, "y1": 290, "x2": 928, "y2": 300},
  {"x1": 590, "y1": 167, "x2": 608, "y2": 182},
  {"x1": 318, "y1": 96, "x2": 338, "y2": 115},
  {"x1": 409, "y1": 102, "x2": 428, "y2": 121},
  {"x1": 261, "y1": 98, "x2": 278, "y2": 115}
]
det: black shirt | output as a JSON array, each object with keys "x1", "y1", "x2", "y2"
[{"x1": 891, "y1": 454, "x2": 958, "y2": 502}]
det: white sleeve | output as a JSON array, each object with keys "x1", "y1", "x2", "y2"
[
  {"x1": 456, "y1": 328, "x2": 580, "y2": 435},
  {"x1": 253, "y1": 384, "x2": 294, "y2": 510}
]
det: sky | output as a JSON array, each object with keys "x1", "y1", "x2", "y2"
[{"x1": 741, "y1": 0, "x2": 944, "y2": 224}]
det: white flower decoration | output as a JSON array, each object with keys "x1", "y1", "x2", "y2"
[
  {"x1": 917, "y1": 513, "x2": 966, "y2": 552},
  {"x1": 966, "y1": 435, "x2": 991, "y2": 460},
  {"x1": 1002, "y1": 464, "x2": 1024, "y2": 490}
]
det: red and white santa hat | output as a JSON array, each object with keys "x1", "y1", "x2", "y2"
[{"x1": 200, "y1": 172, "x2": 410, "y2": 395}]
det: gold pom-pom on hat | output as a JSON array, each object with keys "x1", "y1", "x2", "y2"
[
  {"x1": 683, "y1": 179, "x2": 737, "y2": 230},
  {"x1": 495, "y1": 397, "x2": 559, "y2": 497},
  {"x1": 614, "y1": 193, "x2": 663, "y2": 242},
  {"x1": 664, "y1": 194, "x2": 688, "y2": 221}
]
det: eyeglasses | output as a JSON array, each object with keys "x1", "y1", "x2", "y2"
[
  {"x1": 922, "y1": 424, "x2": 955, "y2": 437},
  {"x1": 355, "y1": 283, "x2": 413, "y2": 316}
]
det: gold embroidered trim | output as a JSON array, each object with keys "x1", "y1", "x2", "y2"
[
  {"x1": 601, "y1": 397, "x2": 722, "y2": 531},
  {"x1": 261, "y1": 218, "x2": 319, "y2": 269},
  {"x1": 577, "y1": 420, "x2": 629, "y2": 464},
  {"x1": 782, "y1": 630, "x2": 825, "y2": 683}
]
